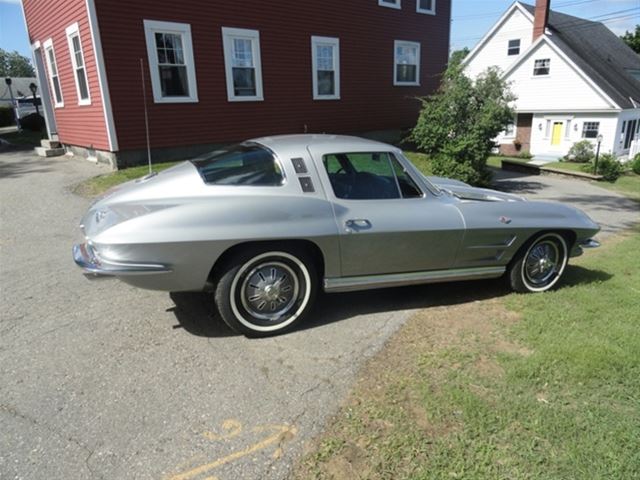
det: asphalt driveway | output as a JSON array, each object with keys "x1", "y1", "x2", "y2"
[{"x1": 1, "y1": 151, "x2": 637, "y2": 480}]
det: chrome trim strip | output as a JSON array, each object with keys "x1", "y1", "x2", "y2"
[
  {"x1": 579, "y1": 239, "x2": 600, "y2": 249},
  {"x1": 323, "y1": 266, "x2": 506, "y2": 293},
  {"x1": 73, "y1": 243, "x2": 171, "y2": 277}
]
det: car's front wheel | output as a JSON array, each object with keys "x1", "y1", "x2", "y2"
[
  {"x1": 214, "y1": 247, "x2": 317, "y2": 337},
  {"x1": 508, "y1": 232, "x2": 569, "y2": 293}
]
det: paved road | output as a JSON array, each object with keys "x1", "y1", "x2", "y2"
[{"x1": 1, "y1": 151, "x2": 637, "y2": 480}]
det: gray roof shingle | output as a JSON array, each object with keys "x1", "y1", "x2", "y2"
[{"x1": 520, "y1": 2, "x2": 640, "y2": 109}]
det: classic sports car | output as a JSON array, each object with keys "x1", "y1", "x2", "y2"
[{"x1": 74, "y1": 134, "x2": 600, "y2": 337}]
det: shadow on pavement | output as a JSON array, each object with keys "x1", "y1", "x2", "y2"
[
  {"x1": 168, "y1": 264, "x2": 612, "y2": 338},
  {"x1": 0, "y1": 152, "x2": 56, "y2": 179}
]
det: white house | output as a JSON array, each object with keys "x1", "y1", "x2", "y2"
[{"x1": 464, "y1": 0, "x2": 640, "y2": 160}]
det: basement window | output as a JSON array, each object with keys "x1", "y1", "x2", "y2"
[
  {"x1": 311, "y1": 36, "x2": 340, "y2": 100},
  {"x1": 379, "y1": 0, "x2": 401, "y2": 9},
  {"x1": 65, "y1": 23, "x2": 90, "y2": 105},
  {"x1": 533, "y1": 58, "x2": 550, "y2": 76},
  {"x1": 417, "y1": 0, "x2": 435, "y2": 14},
  {"x1": 508, "y1": 39, "x2": 521, "y2": 56},
  {"x1": 394, "y1": 40, "x2": 421, "y2": 86},
  {"x1": 222, "y1": 27, "x2": 264, "y2": 102},
  {"x1": 143, "y1": 20, "x2": 198, "y2": 103}
]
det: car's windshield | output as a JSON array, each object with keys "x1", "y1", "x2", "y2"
[
  {"x1": 190, "y1": 143, "x2": 284, "y2": 186},
  {"x1": 398, "y1": 153, "x2": 441, "y2": 195}
]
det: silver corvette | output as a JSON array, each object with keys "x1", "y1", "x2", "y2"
[{"x1": 74, "y1": 134, "x2": 600, "y2": 337}]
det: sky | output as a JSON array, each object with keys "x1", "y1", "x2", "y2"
[{"x1": 0, "y1": 0, "x2": 638, "y2": 59}]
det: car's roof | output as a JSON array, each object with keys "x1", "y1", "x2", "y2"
[{"x1": 250, "y1": 134, "x2": 397, "y2": 153}]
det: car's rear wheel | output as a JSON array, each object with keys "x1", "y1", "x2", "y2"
[
  {"x1": 508, "y1": 232, "x2": 569, "y2": 293},
  {"x1": 214, "y1": 247, "x2": 317, "y2": 337}
]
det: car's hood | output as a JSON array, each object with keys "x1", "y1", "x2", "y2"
[
  {"x1": 443, "y1": 185, "x2": 526, "y2": 202},
  {"x1": 425, "y1": 176, "x2": 526, "y2": 203}
]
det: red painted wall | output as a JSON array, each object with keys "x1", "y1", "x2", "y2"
[
  {"x1": 23, "y1": 0, "x2": 110, "y2": 151},
  {"x1": 96, "y1": 0, "x2": 451, "y2": 152}
]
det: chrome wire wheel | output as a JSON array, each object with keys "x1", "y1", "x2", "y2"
[
  {"x1": 517, "y1": 233, "x2": 568, "y2": 292},
  {"x1": 524, "y1": 240, "x2": 560, "y2": 287},
  {"x1": 240, "y1": 261, "x2": 300, "y2": 321}
]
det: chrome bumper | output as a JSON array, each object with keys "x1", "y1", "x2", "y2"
[
  {"x1": 73, "y1": 243, "x2": 171, "y2": 278},
  {"x1": 579, "y1": 239, "x2": 600, "y2": 249}
]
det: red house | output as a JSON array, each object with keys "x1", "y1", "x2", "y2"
[{"x1": 22, "y1": 0, "x2": 450, "y2": 168}]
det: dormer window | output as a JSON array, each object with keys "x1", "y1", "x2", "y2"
[
  {"x1": 533, "y1": 58, "x2": 550, "y2": 76},
  {"x1": 379, "y1": 0, "x2": 401, "y2": 9},
  {"x1": 508, "y1": 39, "x2": 520, "y2": 56}
]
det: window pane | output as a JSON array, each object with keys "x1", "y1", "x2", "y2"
[
  {"x1": 419, "y1": 0, "x2": 434, "y2": 11},
  {"x1": 52, "y1": 77, "x2": 62, "y2": 103},
  {"x1": 397, "y1": 64, "x2": 417, "y2": 83},
  {"x1": 76, "y1": 68, "x2": 89, "y2": 100},
  {"x1": 192, "y1": 144, "x2": 283, "y2": 186},
  {"x1": 317, "y1": 70, "x2": 335, "y2": 95},
  {"x1": 396, "y1": 45, "x2": 417, "y2": 65},
  {"x1": 159, "y1": 65, "x2": 189, "y2": 96},
  {"x1": 317, "y1": 45, "x2": 334, "y2": 71},
  {"x1": 155, "y1": 32, "x2": 165, "y2": 48},
  {"x1": 391, "y1": 156, "x2": 422, "y2": 198},
  {"x1": 233, "y1": 38, "x2": 254, "y2": 67},
  {"x1": 582, "y1": 122, "x2": 600, "y2": 139},
  {"x1": 232, "y1": 67, "x2": 256, "y2": 96},
  {"x1": 323, "y1": 152, "x2": 401, "y2": 200}
]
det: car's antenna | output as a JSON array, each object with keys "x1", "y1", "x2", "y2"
[{"x1": 140, "y1": 58, "x2": 154, "y2": 178}]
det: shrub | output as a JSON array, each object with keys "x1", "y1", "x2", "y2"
[
  {"x1": 410, "y1": 65, "x2": 516, "y2": 186},
  {"x1": 18, "y1": 113, "x2": 45, "y2": 131},
  {"x1": 581, "y1": 153, "x2": 623, "y2": 182},
  {"x1": 631, "y1": 153, "x2": 640, "y2": 175},
  {"x1": 0, "y1": 106, "x2": 14, "y2": 127},
  {"x1": 565, "y1": 140, "x2": 595, "y2": 163}
]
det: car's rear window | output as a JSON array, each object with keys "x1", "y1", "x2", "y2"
[{"x1": 191, "y1": 143, "x2": 284, "y2": 186}]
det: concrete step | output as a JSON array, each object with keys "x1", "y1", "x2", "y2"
[
  {"x1": 40, "y1": 139, "x2": 61, "y2": 149},
  {"x1": 35, "y1": 146, "x2": 65, "y2": 157}
]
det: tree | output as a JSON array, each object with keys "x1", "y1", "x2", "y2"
[
  {"x1": 410, "y1": 65, "x2": 516, "y2": 186},
  {"x1": 449, "y1": 47, "x2": 470, "y2": 67},
  {"x1": 0, "y1": 48, "x2": 35, "y2": 77},
  {"x1": 620, "y1": 25, "x2": 640, "y2": 54}
]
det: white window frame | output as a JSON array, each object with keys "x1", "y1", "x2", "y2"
[
  {"x1": 533, "y1": 58, "x2": 551, "y2": 77},
  {"x1": 43, "y1": 38, "x2": 63, "y2": 108},
  {"x1": 582, "y1": 121, "x2": 600, "y2": 139},
  {"x1": 311, "y1": 36, "x2": 340, "y2": 101},
  {"x1": 416, "y1": 0, "x2": 436, "y2": 15},
  {"x1": 379, "y1": 0, "x2": 401, "y2": 9},
  {"x1": 143, "y1": 20, "x2": 198, "y2": 104},
  {"x1": 65, "y1": 23, "x2": 91, "y2": 106},
  {"x1": 221, "y1": 27, "x2": 264, "y2": 102},
  {"x1": 507, "y1": 39, "x2": 521, "y2": 56},
  {"x1": 394, "y1": 40, "x2": 421, "y2": 86}
]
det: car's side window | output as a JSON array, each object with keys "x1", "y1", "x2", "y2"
[
  {"x1": 322, "y1": 152, "x2": 408, "y2": 200},
  {"x1": 191, "y1": 144, "x2": 284, "y2": 186},
  {"x1": 390, "y1": 156, "x2": 423, "y2": 198}
]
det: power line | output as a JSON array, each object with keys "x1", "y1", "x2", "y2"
[
  {"x1": 452, "y1": 9, "x2": 639, "y2": 43},
  {"x1": 452, "y1": 0, "x2": 599, "y2": 21}
]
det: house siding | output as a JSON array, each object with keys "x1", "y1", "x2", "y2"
[
  {"x1": 465, "y1": 7, "x2": 534, "y2": 79},
  {"x1": 94, "y1": 0, "x2": 451, "y2": 152},
  {"x1": 22, "y1": 0, "x2": 110, "y2": 151},
  {"x1": 505, "y1": 42, "x2": 614, "y2": 113}
]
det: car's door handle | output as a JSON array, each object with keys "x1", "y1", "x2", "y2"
[{"x1": 345, "y1": 219, "x2": 372, "y2": 229}]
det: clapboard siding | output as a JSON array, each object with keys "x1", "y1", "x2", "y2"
[
  {"x1": 23, "y1": 0, "x2": 110, "y2": 150},
  {"x1": 95, "y1": 0, "x2": 450, "y2": 151}
]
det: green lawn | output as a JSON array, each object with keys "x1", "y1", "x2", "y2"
[
  {"x1": 0, "y1": 129, "x2": 45, "y2": 147},
  {"x1": 295, "y1": 229, "x2": 640, "y2": 479},
  {"x1": 544, "y1": 160, "x2": 587, "y2": 173},
  {"x1": 74, "y1": 161, "x2": 180, "y2": 197}
]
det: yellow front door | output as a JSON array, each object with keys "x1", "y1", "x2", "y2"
[{"x1": 551, "y1": 122, "x2": 563, "y2": 146}]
